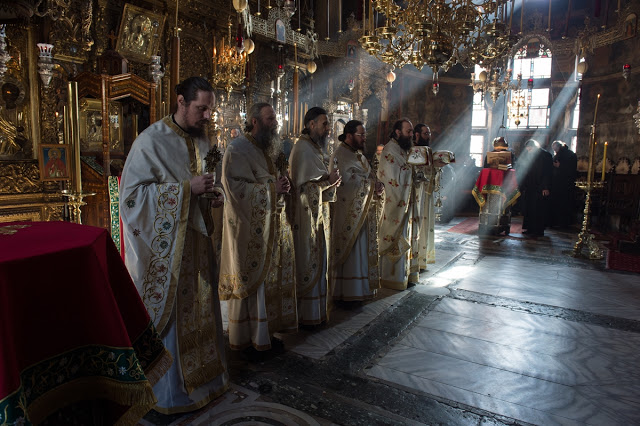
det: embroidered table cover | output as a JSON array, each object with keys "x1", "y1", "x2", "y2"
[
  {"x1": 0, "y1": 221, "x2": 171, "y2": 425},
  {"x1": 472, "y1": 168, "x2": 520, "y2": 210}
]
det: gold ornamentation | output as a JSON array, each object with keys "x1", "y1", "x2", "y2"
[
  {"x1": 204, "y1": 146, "x2": 223, "y2": 173},
  {"x1": 78, "y1": 98, "x2": 124, "y2": 153},
  {"x1": 115, "y1": 4, "x2": 166, "y2": 63},
  {"x1": 572, "y1": 181, "x2": 604, "y2": 260},
  {"x1": 0, "y1": 161, "x2": 42, "y2": 194},
  {"x1": 358, "y1": 0, "x2": 519, "y2": 74},
  {"x1": 212, "y1": 19, "x2": 247, "y2": 96},
  {"x1": 180, "y1": 37, "x2": 208, "y2": 80},
  {"x1": 0, "y1": 224, "x2": 30, "y2": 235}
]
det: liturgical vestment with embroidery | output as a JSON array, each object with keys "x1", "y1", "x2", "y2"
[
  {"x1": 218, "y1": 134, "x2": 297, "y2": 350},
  {"x1": 328, "y1": 142, "x2": 380, "y2": 300},
  {"x1": 290, "y1": 134, "x2": 336, "y2": 324},
  {"x1": 377, "y1": 139, "x2": 419, "y2": 290},
  {"x1": 120, "y1": 116, "x2": 228, "y2": 414}
]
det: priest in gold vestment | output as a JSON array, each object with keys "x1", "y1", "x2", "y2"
[
  {"x1": 290, "y1": 107, "x2": 342, "y2": 325},
  {"x1": 120, "y1": 77, "x2": 228, "y2": 413},
  {"x1": 414, "y1": 124, "x2": 436, "y2": 269},
  {"x1": 377, "y1": 119, "x2": 419, "y2": 290},
  {"x1": 219, "y1": 103, "x2": 298, "y2": 351},
  {"x1": 329, "y1": 120, "x2": 383, "y2": 301}
]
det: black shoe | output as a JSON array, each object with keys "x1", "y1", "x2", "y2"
[
  {"x1": 241, "y1": 346, "x2": 266, "y2": 362},
  {"x1": 270, "y1": 337, "x2": 285, "y2": 353}
]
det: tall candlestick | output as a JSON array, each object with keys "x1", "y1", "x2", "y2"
[
  {"x1": 548, "y1": 0, "x2": 552, "y2": 31},
  {"x1": 520, "y1": 0, "x2": 524, "y2": 34},
  {"x1": 326, "y1": 0, "x2": 330, "y2": 40},
  {"x1": 67, "y1": 81, "x2": 82, "y2": 193},
  {"x1": 601, "y1": 141, "x2": 608, "y2": 181},
  {"x1": 586, "y1": 94, "x2": 600, "y2": 184}
]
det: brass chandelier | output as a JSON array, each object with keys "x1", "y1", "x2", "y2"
[
  {"x1": 213, "y1": 18, "x2": 249, "y2": 96},
  {"x1": 359, "y1": 0, "x2": 519, "y2": 75}
]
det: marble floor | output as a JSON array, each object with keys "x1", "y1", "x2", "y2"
[{"x1": 142, "y1": 217, "x2": 640, "y2": 426}]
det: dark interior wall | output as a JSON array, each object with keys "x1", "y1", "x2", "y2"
[{"x1": 579, "y1": 34, "x2": 640, "y2": 164}]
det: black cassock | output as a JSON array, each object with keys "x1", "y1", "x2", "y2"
[
  {"x1": 519, "y1": 148, "x2": 553, "y2": 236},
  {"x1": 551, "y1": 146, "x2": 578, "y2": 227}
]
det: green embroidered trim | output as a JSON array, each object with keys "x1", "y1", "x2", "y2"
[
  {"x1": 108, "y1": 176, "x2": 121, "y2": 254},
  {"x1": 0, "y1": 321, "x2": 162, "y2": 425}
]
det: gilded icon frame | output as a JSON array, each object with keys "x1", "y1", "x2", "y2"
[
  {"x1": 78, "y1": 98, "x2": 124, "y2": 154},
  {"x1": 116, "y1": 3, "x2": 166, "y2": 62}
]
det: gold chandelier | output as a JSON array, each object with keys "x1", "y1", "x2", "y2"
[
  {"x1": 213, "y1": 18, "x2": 248, "y2": 96},
  {"x1": 507, "y1": 73, "x2": 532, "y2": 127},
  {"x1": 359, "y1": 0, "x2": 519, "y2": 75}
]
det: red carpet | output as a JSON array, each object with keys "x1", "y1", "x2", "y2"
[
  {"x1": 447, "y1": 217, "x2": 523, "y2": 236},
  {"x1": 606, "y1": 250, "x2": 640, "y2": 273}
]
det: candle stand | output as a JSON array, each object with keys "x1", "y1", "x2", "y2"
[
  {"x1": 571, "y1": 180, "x2": 604, "y2": 260},
  {"x1": 61, "y1": 190, "x2": 96, "y2": 225}
]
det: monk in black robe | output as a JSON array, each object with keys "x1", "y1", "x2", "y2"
[{"x1": 519, "y1": 139, "x2": 553, "y2": 237}]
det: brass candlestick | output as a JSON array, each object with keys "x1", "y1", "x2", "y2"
[
  {"x1": 571, "y1": 94, "x2": 604, "y2": 260},
  {"x1": 61, "y1": 190, "x2": 96, "y2": 225},
  {"x1": 572, "y1": 181, "x2": 604, "y2": 259}
]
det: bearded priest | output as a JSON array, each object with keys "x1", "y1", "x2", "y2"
[
  {"x1": 219, "y1": 103, "x2": 298, "y2": 353},
  {"x1": 329, "y1": 120, "x2": 383, "y2": 301},
  {"x1": 120, "y1": 77, "x2": 228, "y2": 413},
  {"x1": 377, "y1": 118, "x2": 420, "y2": 290},
  {"x1": 290, "y1": 107, "x2": 342, "y2": 325}
]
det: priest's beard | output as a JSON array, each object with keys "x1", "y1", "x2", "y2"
[
  {"x1": 397, "y1": 135, "x2": 412, "y2": 151},
  {"x1": 186, "y1": 125, "x2": 206, "y2": 138},
  {"x1": 313, "y1": 133, "x2": 329, "y2": 150},
  {"x1": 256, "y1": 125, "x2": 283, "y2": 160},
  {"x1": 416, "y1": 136, "x2": 430, "y2": 147}
]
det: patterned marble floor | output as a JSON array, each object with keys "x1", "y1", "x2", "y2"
[
  {"x1": 143, "y1": 217, "x2": 640, "y2": 425},
  {"x1": 367, "y1": 221, "x2": 640, "y2": 426}
]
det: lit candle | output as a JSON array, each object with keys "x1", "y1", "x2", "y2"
[
  {"x1": 601, "y1": 141, "x2": 608, "y2": 181},
  {"x1": 213, "y1": 35, "x2": 217, "y2": 75}
]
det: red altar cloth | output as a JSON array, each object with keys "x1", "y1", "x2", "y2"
[
  {"x1": 472, "y1": 168, "x2": 520, "y2": 209},
  {"x1": 0, "y1": 221, "x2": 172, "y2": 425}
]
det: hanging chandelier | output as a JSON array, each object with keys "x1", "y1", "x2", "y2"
[
  {"x1": 358, "y1": 0, "x2": 519, "y2": 75},
  {"x1": 470, "y1": 66, "x2": 513, "y2": 104},
  {"x1": 212, "y1": 18, "x2": 249, "y2": 96},
  {"x1": 507, "y1": 73, "x2": 526, "y2": 126}
]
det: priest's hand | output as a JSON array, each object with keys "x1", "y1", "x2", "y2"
[
  {"x1": 191, "y1": 173, "x2": 215, "y2": 195},
  {"x1": 209, "y1": 189, "x2": 225, "y2": 208},
  {"x1": 329, "y1": 168, "x2": 342, "y2": 187},
  {"x1": 375, "y1": 181, "x2": 385, "y2": 197},
  {"x1": 276, "y1": 176, "x2": 291, "y2": 194}
]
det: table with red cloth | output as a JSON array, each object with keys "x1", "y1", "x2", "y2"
[
  {"x1": 0, "y1": 221, "x2": 172, "y2": 425},
  {"x1": 472, "y1": 168, "x2": 520, "y2": 210}
]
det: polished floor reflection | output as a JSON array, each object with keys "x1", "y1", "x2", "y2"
[{"x1": 143, "y1": 217, "x2": 640, "y2": 426}]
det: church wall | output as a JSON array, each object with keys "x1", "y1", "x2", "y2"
[{"x1": 579, "y1": 32, "x2": 640, "y2": 167}]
